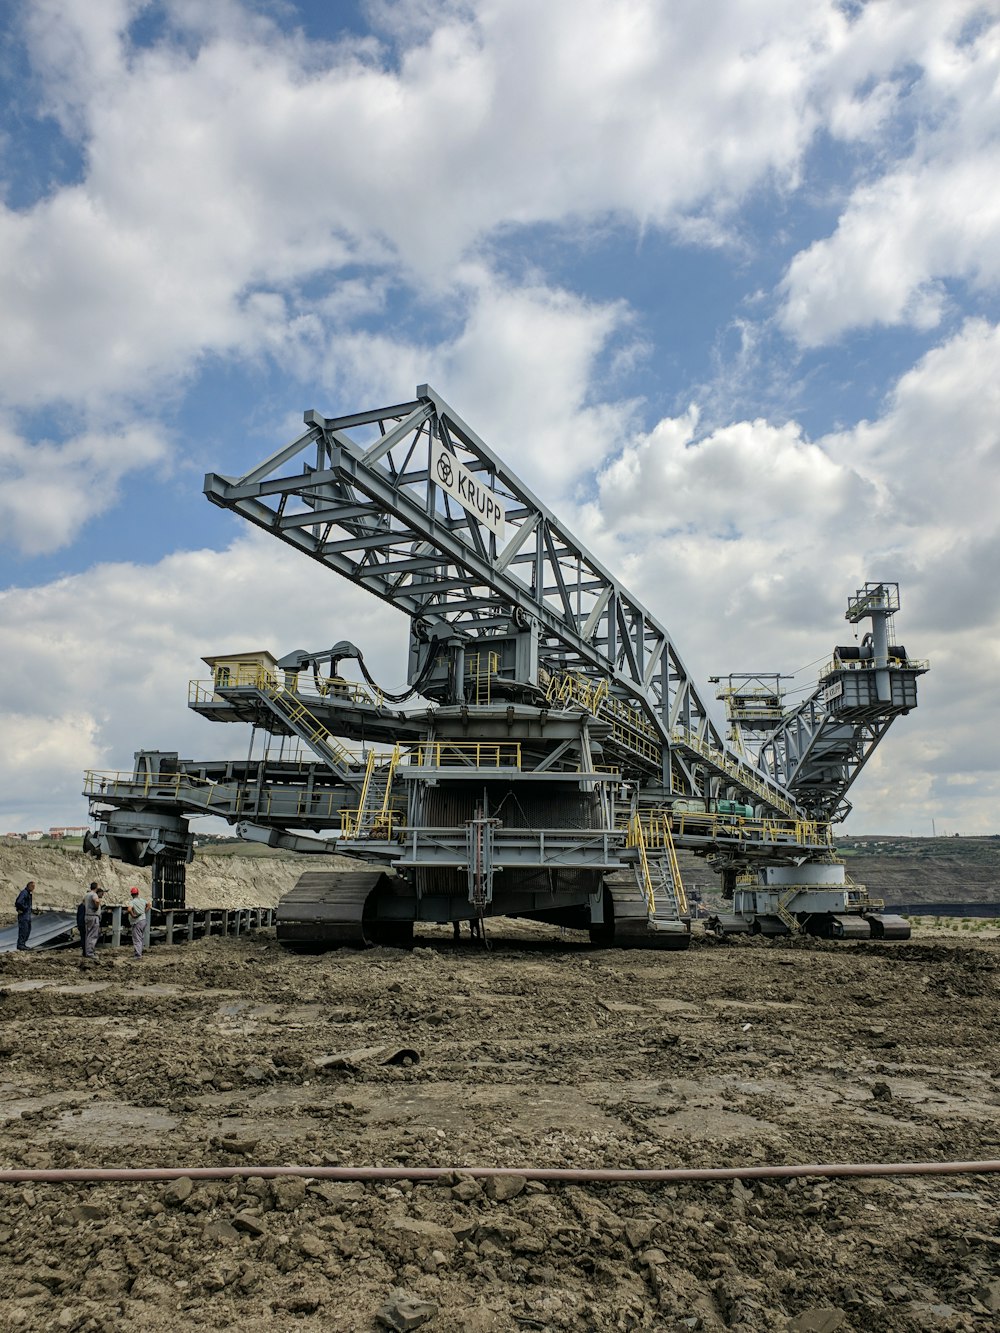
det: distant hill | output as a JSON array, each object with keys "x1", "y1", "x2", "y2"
[
  {"x1": 835, "y1": 835, "x2": 1000, "y2": 905},
  {"x1": 678, "y1": 835, "x2": 1000, "y2": 908}
]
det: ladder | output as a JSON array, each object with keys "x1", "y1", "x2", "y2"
[
  {"x1": 348, "y1": 745, "x2": 402, "y2": 839},
  {"x1": 469, "y1": 651, "x2": 499, "y2": 705},
  {"x1": 256, "y1": 681, "x2": 356, "y2": 779},
  {"x1": 628, "y1": 814, "x2": 688, "y2": 924}
]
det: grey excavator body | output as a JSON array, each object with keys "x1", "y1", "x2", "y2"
[{"x1": 84, "y1": 387, "x2": 927, "y2": 947}]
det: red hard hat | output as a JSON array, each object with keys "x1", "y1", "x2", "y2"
[{"x1": 130, "y1": 887, "x2": 140, "y2": 896}]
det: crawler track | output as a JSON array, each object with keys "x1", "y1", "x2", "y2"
[
  {"x1": 277, "y1": 871, "x2": 691, "y2": 952},
  {"x1": 276, "y1": 870, "x2": 413, "y2": 950},
  {"x1": 589, "y1": 882, "x2": 691, "y2": 950}
]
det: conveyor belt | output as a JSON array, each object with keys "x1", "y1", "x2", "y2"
[{"x1": 0, "y1": 912, "x2": 77, "y2": 953}]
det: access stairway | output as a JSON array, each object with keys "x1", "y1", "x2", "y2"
[
  {"x1": 596, "y1": 814, "x2": 690, "y2": 949},
  {"x1": 546, "y1": 670, "x2": 798, "y2": 817},
  {"x1": 342, "y1": 746, "x2": 402, "y2": 839},
  {"x1": 226, "y1": 676, "x2": 361, "y2": 783}
]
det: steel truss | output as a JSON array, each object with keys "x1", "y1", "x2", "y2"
[{"x1": 205, "y1": 385, "x2": 796, "y2": 811}]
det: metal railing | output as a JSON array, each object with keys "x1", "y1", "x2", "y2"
[
  {"x1": 412, "y1": 741, "x2": 521, "y2": 768},
  {"x1": 547, "y1": 671, "x2": 662, "y2": 765},
  {"x1": 625, "y1": 814, "x2": 688, "y2": 917},
  {"x1": 670, "y1": 726, "x2": 799, "y2": 820},
  {"x1": 85, "y1": 769, "x2": 363, "y2": 825},
  {"x1": 548, "y1": 671, "x2": 800, "y2": 816},
  {"x1": 394, "y1": 825, "x2": 621, "y2": 867},
  {"x1": 339, "y1": 807, "x2": 405, "y2": 840},
  {"x1": 190, "y1": 669, "x2": 384, "y2": 709},
  {"x1": 820, "y1": 657, "x2": 930, "y2": 678},
  {"x1": 340, "y1": 745, "x2": 404, "y2": 839},
  {"x1": 309, "y1": 674, "x2": 383, "y2": 706},
  {"x1": 630, "y1": 807, "x2": 832, "y2": 851}
]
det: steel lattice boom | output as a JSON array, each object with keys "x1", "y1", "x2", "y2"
[{"x1": 205, "y1": 386, "x2": 729, "y2": 773}]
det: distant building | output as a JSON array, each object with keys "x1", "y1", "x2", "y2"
[
  {"x1": 48, "y1": 826, "x2": 89, "y2": 838},
  {"x1": 25, "y1": 830, "x2": 44, "y2": 841}
]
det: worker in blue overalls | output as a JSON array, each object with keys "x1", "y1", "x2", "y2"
[{"x1": 14, "y1": 881, "x2": 35, "y2": 951}]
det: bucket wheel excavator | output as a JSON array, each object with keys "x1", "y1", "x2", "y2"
[{"x1": 83, "y1": 386, "x2": 928, "y2": 948}]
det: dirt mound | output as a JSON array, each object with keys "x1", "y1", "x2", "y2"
[
  {"x1": 1, "y1": 927, "x2": 999, "y2": 1330},
  {"x1": 0, "y1": 840, "x2": 360, "y2": 920}
]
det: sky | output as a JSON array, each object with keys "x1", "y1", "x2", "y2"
[{"x1": 1, "y1": 0, "x2": 999, "y2": 837}]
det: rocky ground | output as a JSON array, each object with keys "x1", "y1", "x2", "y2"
[{"x1": 1, "y1": 925, "x2": 1000, "y2": 1332}]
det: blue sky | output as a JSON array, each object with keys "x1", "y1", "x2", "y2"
[{"x1": 2, "y1": 0, "x2": 1000, "y2": 835}]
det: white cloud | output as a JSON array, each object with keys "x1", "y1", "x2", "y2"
[
  {"x1": 0, "y1": 529, "x2": 405, "y2": 828},
  {"x1": 0, "y1": 418, "x2": 169, "y2": 555},
  {"x1": 7, "y1": 0, "x2": 990, "y2": 412},
  {"x1": 592, "y1": 407, "x2": 870, "y2": 538},
  {"x1": 831, "y1": 318, "x2": 1000, "y2": 565},
  {"x1": 780, "y1": 8, "x2": 1000, "y2": 344}
]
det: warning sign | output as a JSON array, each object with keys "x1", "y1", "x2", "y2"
[{"x1": 430, "y1": 438, "x2": 505, "y2": 540}]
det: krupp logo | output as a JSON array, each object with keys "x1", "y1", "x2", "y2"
[{"x1": 430, "y1": 436, "x2": 505, "y2": 538}]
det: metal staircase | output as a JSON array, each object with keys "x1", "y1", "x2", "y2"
[
  {"x1": 547, "y1": 670, "x2": 797, "y2": 809},
  {"x1": 627, "y1": 814, "x2": 689, "y2": 928},
  {"x1": 775, "y1": 889, "x2": 798, "y2": 933},
  {"x1": 254, "y1": 681, "x2": 358, "y2": 780},
  {"x1": 547, "y1": 672, "x2": 663, "y2": 768},
  {"x1": 344, "y1": 745, "x2": 402, "y2": 839}
]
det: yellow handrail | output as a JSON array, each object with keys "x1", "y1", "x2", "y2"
[
  {"x1": 670, "y1": 726, "x2": 799, "y2": 819},
  {"x1": 628, "y1": 808, "x2": 832, "y2": 852},
  {"x1": 190, "y1": 670, "x2": 384, "y2": 709},
  {"x1": 341, "y1": 745, "x2": 403, "y2": 838},
  {"x1": 413, "y1": 741, "x2": 521, "y2": 768},
  {"x1": 629, "y1": 814, "x2": 688, "y2": 916},
  {"x1": 626, "y1": 815, "x2": 657, "y2": 915}
]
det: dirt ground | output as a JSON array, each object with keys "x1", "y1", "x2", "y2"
[{"x1": 2, "y1": 926, "x2": 1000, "y2": 1332}]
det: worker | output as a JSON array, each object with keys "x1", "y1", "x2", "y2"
[
  {"x1": 76, "y1": 886, "x2": 94, "y2": 956},
  {"x1": 83, "y1": 884, "x2": 105, "y2": 959},
  {"x1": 14, "y1": 881, "x2": 35, "y2": 951},
  {"x1": 451, "y1": 917, "x2": 483, "y2": 943},
  {"x1": 126, "y1": 886, "x2": 149, "y2": 961}
]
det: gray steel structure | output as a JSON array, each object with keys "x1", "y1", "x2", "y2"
[{"x1": 84, "y1": 388, "x2": 928, "y2": 946}]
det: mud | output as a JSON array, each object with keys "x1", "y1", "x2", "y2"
[{"x1": 1, "y1": 927, "x2": 1000, "y2": 1331}]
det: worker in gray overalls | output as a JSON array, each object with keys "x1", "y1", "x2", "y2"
[
  {"x1": 83, "y1": 884, "x2": 105, "y2": 959},
  {"x1": 126, "y1": 887, "x2": 149, "y2": 960}
]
